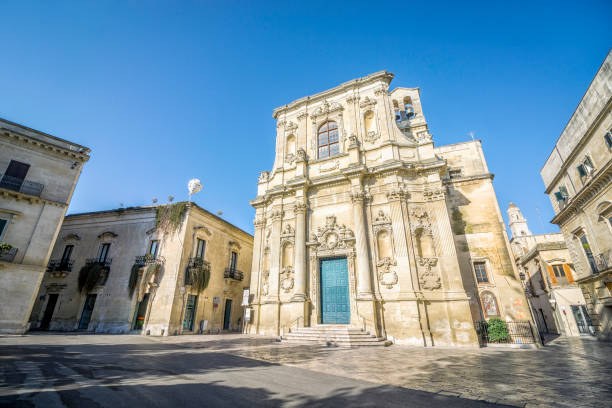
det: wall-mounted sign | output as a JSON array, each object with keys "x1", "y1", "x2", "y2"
[
  {"x1": 213, "y1": 297, "x2": 220, "y2": 308},
  {"x1": 242, "y1": 289, "x2": 250, "y2": 306}
]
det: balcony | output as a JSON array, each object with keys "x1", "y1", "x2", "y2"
[
  {"x1": 134, "y1": 254, "x2": 165, "y2": 267},
  {"x1": 594, "y1": 250, "x2": 611, "y2": 274},
  {"x1": 0, "y1": 174, "x2": 44, "y2": 197},
  {"x1": 85, "y1": 258, "x2": 112, "y2": 269},
  {"x1": 185, "y1": 257, "x2": 211, "y2": 289},
  {"x1": 224, "y1": 268, "x2": 244, "y2": 281},
  {"x1": 47, "y1": 259, "x2": 74, "y2": 277},
  {"x1": 0, "y1": 247, "x2": 18, "y2": 262}
]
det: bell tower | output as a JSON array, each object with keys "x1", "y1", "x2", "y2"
[{"x1": 507, "y1": 202, "x2": 531, "y2": 238}]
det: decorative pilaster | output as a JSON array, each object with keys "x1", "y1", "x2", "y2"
[
  {"x1": 292, "y1": 202, "x2": 308, "y2": 301},
  {"x1": 351, "y1": 191, "x2": 373, "y2": 298},
  {"x1": 267, "y1": 210, "x2": 283, "y2": 300}
]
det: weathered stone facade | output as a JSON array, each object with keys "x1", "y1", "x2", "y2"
[
  {"x1": 540, "y1": 50, "x2": 612, "y2": 341},
  {"x1": 508, "y1": 203, "x2": 591, "y2": 337},
  {"x1": 245, "y1": 71, "x2": 533, "y2": 346},
  {"x1": 0, "y1": 118, "x2": 90, "y2": 334},
  {"x1": 29, "y1": 203, "x2": 253, "y2": 335}
]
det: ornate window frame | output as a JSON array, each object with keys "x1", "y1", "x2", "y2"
[{"x1": 309, "y1": 100, "x2": 345, "y2": 161}]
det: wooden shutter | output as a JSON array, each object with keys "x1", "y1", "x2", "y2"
[
  {"x1": 547, "y1": 265, "x2": 558, "y2": 285},
  {"x1": 563, "y1": 264, "x2": 574, "y2": 283}
]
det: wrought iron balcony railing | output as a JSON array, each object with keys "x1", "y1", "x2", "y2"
[
  {"x1": 224, "y1": 268, "x2": 244, "y2": 281},
  {"x1": 85, "y1": 258, "x2": 112, "y2": 269},
  {"x1": 0, "y1": 174, "x2": 44, "y2": 197},
  {"x1": 134, "y1": 254, "x2": 165, "y2": 266},
  {"x1": 187, "y1": 257, "x2": 209, "y2": 269},
  {"x1": 594, "y1": 250, "x2": 611, "y2": 274},
  {"x1": 47, "y1": 259, "x2": 74, "y2": 273},
  {"x1": 0, "y1": 247, "x2": 18, "y2": 262}
]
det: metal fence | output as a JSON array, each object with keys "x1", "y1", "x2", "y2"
[{"x1": 475, "y1": 320, "x2": 536, "y2": 345}]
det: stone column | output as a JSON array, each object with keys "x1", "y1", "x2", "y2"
[
  {"x1": 351, "y1": 191, "x2": 373, "y2": 298},
  {"x1": 292, "y1": 202, "x2": 308, "y2": 301}
]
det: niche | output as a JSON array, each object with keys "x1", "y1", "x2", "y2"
[
  {"x1": 286, "y1": 134, "x2": 296, "y2": 156},
  {"x1": 403, "y1": 97, "x2": 415, "y2": 119},
  {"x1": 364, "y1": 110, "x2": 376, "y2": 134},
  {"x1": 282, "y1": 242, "x2": 294, "y2": 268},
  {"x1": 376, "y1": 230, "x2": 393, "y2": 260},
  {"x1": 416, "y1": 228, "x2": 435, "y2": 258},
  {"x1": 263, "y1": 249, "x2": 271, "y2": 271}
]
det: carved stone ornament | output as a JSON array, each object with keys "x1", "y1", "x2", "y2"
[
  {"x1": 374, "y1": 87, "x2": 388, "y2": 96},
  {"x1": 372, "y1": 210, "x2": 392, "y2": 235},
  {"x1": 350, "y1": 191, "x2": 371, "y2": 203},
  {"x1": 284, "y1": 121, "x2": 298, "y2": 132},
  {"x1": 254, "y1": 218, "x2": 266, "y2": 229},
  {"x1": 364, "y1": 130, "x2": 380, "y2": 143},
  {"x1": 359, "y1": 96, "x2": 377, "y2": 108},
  {"x1": 377, "y1": 257, "x2": 398, "y2": 289},
  {"x1": 418, "y1": 257, "x2": 441, "y2": 290},
  {"x1": 423, "y1": 188, "x2": 445, "y2": 201},
  {"x1": 346, "y1": 94, "x2": 360, "y2": 104},
  {"x1": 310, "y1": 100, "x2": 343, "y2": 120},
  {"x1": 319, "y1": 160, "x2": 339, "y2": 173},
  {"x1": 348, "y1": 134, "x2": 359, "y2": 148},
  {"x1": 276, "y1": 119, "x2": 286, "y2": 129},
  {"x1": 295, "y1": 148, "x2": 307, "y2": 162},
  {"x1": 296, "y1": 111, "x2": 308, "y2": 121},
  {"x1": 294, "y1": 202, "x2": 308, "y2": 214},
  {"x1": 308, "y1": 216, "x2": 355, "y2": 251},
  {"x1": 280, "y1": 266, "x2": 295, "y2": 293},
  {"x1": 62, "y1": 233, "x2": 81, "y2": 242},
  {"x1": 386, "y1": 187, "x2": 408, "y2": 201},
  {"x1": 280, "y1": 223, "x2": 295, "y2": 246},
  {"x1": 262, "y1": 270, "x2": 270, "y2": 296},
  {"x1": 416, "y1": 131, "x2": 432, "y2": 143},
  {"x1": 258, "y1": 171, "x2": 270, "y2": 183},
  {"x1": 285, "y1": 153, "x2": 296, "y2": 165},
  {"x1": 269, "y1": 210, "x2": 284, "y2": 221},
  {"x1": 410, "y1": 206, "x2": 432, "y2": 234}
]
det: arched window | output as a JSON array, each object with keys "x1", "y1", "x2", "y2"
[
  {"x1": 403, "y1": 97, "x2": 415, "y2": 119},
  {"x1": 317, "y1": 121, "x2": 339, "y2": 159}
]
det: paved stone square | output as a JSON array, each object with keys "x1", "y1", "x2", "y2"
[{"x1": 1, "y1": 333, "x2": 610, "y2": 407}]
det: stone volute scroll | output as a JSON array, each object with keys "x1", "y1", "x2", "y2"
[
  {"x1": 307, "y1": 215, "x2": 355, "y2": 254},
  {"x1": 410, "y1": 206, "x2": 441, "y2": 290},
  {"x1": 373, "y1": 210, "x2": 398, "y2": 289}
]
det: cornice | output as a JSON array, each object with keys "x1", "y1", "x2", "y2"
[
  {"x1": 1, "y1": 127, "x2": 90, "y2": 162},
  {"x1": 272, "y1": 70, "x2": 394, "y2": 118},
  {"x1": 442, "y1": 173, "x2": 495, "y2": 186},
  {"x1": 551, "y1": 162, "x2": 612, "y2": 226},
  {"x1": 0, "y1": 187, "x2": 67, "y2": 207}
]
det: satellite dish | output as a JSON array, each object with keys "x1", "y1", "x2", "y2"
[{"x1": 188, "y1": 179, "x2": 202, "y2": 202}]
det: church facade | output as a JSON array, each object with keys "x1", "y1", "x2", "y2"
[{"x1": 245, "y1": 71, "x2": 533, "y2": 346}]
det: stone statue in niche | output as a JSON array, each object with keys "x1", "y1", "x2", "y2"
[{"x1": 262, "y1": 270, "x2": 270, "y2": 296}]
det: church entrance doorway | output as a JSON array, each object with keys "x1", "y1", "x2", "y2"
[{"x1": 320, "y1": 258, "x2": 350, "y2": 324}]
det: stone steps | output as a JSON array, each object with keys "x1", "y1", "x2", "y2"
[{"x1": 281, "y1": 325, "x2": 390, "y2": 347}]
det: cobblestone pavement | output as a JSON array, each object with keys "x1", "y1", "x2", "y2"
[{"x1": 1, "y1": 333, "x2": 610, "y2": 407}]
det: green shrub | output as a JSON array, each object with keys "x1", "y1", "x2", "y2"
[
  {"x1": 186, "y1": 264, "x2": 210, "y2": 293},
  {"x1": 487, "y1": 318, "x2": 510, "y2": 342},
  {"x1": 155, "y1": 202, "x2": 187, "y2": 234}
]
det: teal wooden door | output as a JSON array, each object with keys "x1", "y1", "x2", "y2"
[{"x1": 320, "y1": 258, "x2": 350, "y2": 324}]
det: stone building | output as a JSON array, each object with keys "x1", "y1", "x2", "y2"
[
  {"x1": 507, "y1": 203, "x2": 591, "y2": 337},
  {"x1": 245, "y1": 71, "x2": 534, "y2": 347},
  {"x1": 540, "y1": 50, "x2": 612, "y2": 341},
  {"x1": 29, "y1": 203, "x2": 253, "y2": 335},
  {"x1": 0, "y1": 118, "x2": 90, "y2": 334}
]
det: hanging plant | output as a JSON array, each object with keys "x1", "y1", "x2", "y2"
[
  {"x1": 186, "y1": 263, "x2": 210, "y2": 293},
  {"x1": 78, "y1": 263, "x2": 106, "y2": 293},
  {"x1": 155, "y1": 202, "x2": 188, "y2": 234},
  {"x1": 128, "y1": 263, "x2": 142, "y2": 298}
]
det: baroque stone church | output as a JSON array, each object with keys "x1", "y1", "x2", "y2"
[{"x1": 245, "y1": 71, "x2": 532, "y2": 346}]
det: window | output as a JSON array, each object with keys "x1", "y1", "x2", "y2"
[
  {"x1": 474, "y1": 262, "x2": 489, "y2": 283},
  {"x1": 0, "y1": 160, "x2": 30, "y2": 191},
  {"x1": 0, "y1": 218, "x2": 8, "y2": 241},
  {"x1": 317, "y1": 121, "x2": 339, "y2": 159},
  {"x1": 230, "y1": 251, "x2": 238, "y2": 271},
  {"x1": 554, "y1": 185, "x2": 569, "y2": 202},
  {"x1": 195, "y1": 238, "x2": 206, "y2": 259},
  {"x1": 605, "y1": 130, "x2": 612, "y2": 149},
  {"x1": 579, "y1": 235, "x2": 597, "y2": 274},
  {"x1": 552, "y1": 264, "x2": 566, "y2": 278},
  {"x1": 61, "y1": 245, "x2": 74, "y2": 263},
  {"x1": 577, "y1": 156, "x2": 595, "y2": 180},
  {"x1": 99, "y1": 243, "x2": 110, "y2": 262},
  {"x1": 148, "y1": 240, "x2": 159, "y2": 257}
]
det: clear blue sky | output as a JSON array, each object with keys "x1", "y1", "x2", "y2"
[{"x1": 1, "y1": 1, "x2": 610, "y2": 235}]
